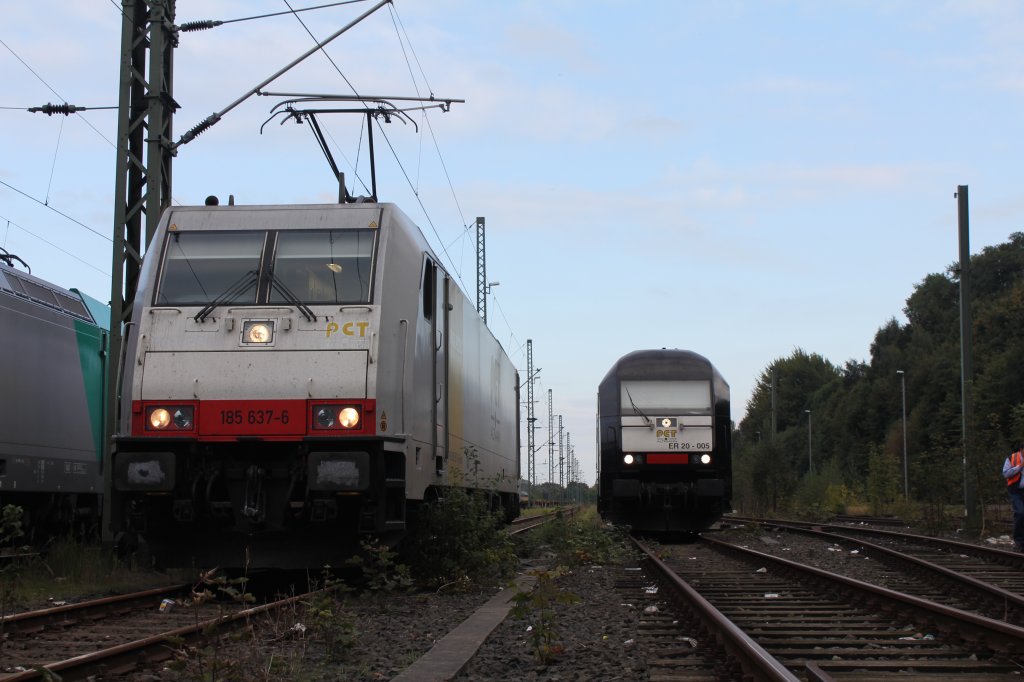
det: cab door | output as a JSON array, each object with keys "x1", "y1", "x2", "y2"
[
  {"x1": 418, "y1": 257, "x2": 449, "y2": 474},
  {"x1": 433, "y1": 267, "x2": 450, "y2": 472}
]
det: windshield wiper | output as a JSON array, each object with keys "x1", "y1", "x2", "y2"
[
  {"x1": 268, "y1": 271, "x2": 317, "y2": 322},
  {"x1": 624, "y1": 386, "x2": 652, "y2": 427},
  {"x1": 194, "y1": 270, "x2": 258, "y2": 322}
]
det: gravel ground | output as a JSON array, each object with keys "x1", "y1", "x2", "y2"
[
  {"x1": 19, "y1": 517, "x2": 1013, "y2": 681},
  {"x1": 456, "y1": 555, "x2": 652, "y2": 681}
]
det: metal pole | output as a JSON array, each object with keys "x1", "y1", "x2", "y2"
[
  {"x1": 526, "y1": 340, "x2": 535, "y2": 488},
  {"x1": 548, "y1": 389, "x2": 554, "y2": 485},
  {"x1": 897, "y1": 370, "x2": 908, "y2": 500},
  {"x1": 805, "y1": 409, "x2": 812, "y2": 473},
  {"x1": 476, "y1": 217, "x2": 486, "y2": 323},
  {"x1": 957, "y1": 185, "x2": 980, "y2": 534}
]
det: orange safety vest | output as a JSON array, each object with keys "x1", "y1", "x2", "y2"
[{"x1": 1009, "y1": 451, "x2": 1023, "y2": 487}]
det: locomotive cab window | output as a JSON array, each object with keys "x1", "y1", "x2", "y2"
[
  {"x1": 154, "y1": 228, "x2": 377, "y2": 307},
  {"x1": 270, "y1": 230, "x2": 375, "y2": 305},
  {"x1": 620, "y1": 380, "x2": 711, "y2": 411},
  {"x1": 156, "y1": 231, "x2": 264, "y2": 306}
]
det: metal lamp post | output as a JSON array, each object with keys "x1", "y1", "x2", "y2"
[{"x1": 897, "y1": 370, "x2": 908, "y2": 499}]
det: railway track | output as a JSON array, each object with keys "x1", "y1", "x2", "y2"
[
  {"x1": 727, "y1": 516, "x2": 1024, "y2": 625},
  {"x1": 0, "y1": 510, "x2": 566, "y2": 680},
  {"x1": 0, "y1": 581, "x2": 330, "y2": 680},
  {"x1": 628, "y1": 538, "x2": 797, "y2": 680},
  {"x1": 634, "y1": 535, "x2": 1024, "y2": 679},
  {"x1": 506, "y1": 506, "x2": 575, "y2": 535}
]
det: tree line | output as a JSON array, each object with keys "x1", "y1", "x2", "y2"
[{"x1": 733, "y1": 232, "x2": 1024, "y2": 528}]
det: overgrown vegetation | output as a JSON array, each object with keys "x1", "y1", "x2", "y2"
[
  {"x1": 165, "y1": 568, "x2": 257, "y2": 681},
  {"x1": 733, "y1": 232, "x2": 1024, "y2": 532},
  {"x1": 510, "y1": 506, "x2": 625, "y2": 666},
  {"x1": 512, "y1": 567, "x2": 579, "y2": 665},
  {"x1": 0, "y1": 504, "x2": 177, "y2": 613},
  {"x1": 402, "y1": 485, "x2": 519, "y2": 589},
  {"x1": 517, "y1": 506, "x2": 629, "y2": 567}
]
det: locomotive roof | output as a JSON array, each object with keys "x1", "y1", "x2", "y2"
[
  {"x1": 0, "y1": 261, "x2": 106, "y2": 328},
  {"x1": 598, "y1": 349, "x2": 728, "y2": 392}
]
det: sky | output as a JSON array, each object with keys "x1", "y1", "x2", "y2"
[{"x1": 3, "y1": 1, "x2": 1023, "y2": 486}]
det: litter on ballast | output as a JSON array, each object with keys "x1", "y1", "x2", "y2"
[
  {"x1": 764, "y1": 593, "x2": 780, "y2": 599},
  {"x1": 755, "y1": 567, "x2": 768, "y2": 573},
  {"x1": 644, "y1": 585, "x2": 659, "y2": 595},
  {"x1": 644, "y1": 605, "x2": 659, "y2": 614}
]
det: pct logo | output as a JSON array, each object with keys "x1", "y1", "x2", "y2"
[{"x1": 326, "y1": 321, "x2": 370, "y2": 338}]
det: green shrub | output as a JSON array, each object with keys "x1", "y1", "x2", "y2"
[{"x1": 403, "y1": 486, "x2": 518, "y2": 589}]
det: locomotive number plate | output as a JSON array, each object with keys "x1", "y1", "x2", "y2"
[
  {"x1": 199, "y1": 399, "x2": 306, "y2": 436},
  {"x1": 622, "y1": 425, "x2": 713, "y2": 452}
]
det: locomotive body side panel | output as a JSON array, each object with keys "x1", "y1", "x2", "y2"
[
  {"x1": 443, "y1": 277, "x2": 519, "y2": 493},
  {"x1": 0, "y1": 267, "x2": 106, "y2": 495}
]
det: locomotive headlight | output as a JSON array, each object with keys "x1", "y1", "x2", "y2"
[
  {"x1": 243, "y1": 320, "x2": 274, "y2": 344},
  {"x1": 149, "y1": 408, "x2": 171, "y2": 430},
  {"x1": 172, "y1": 407, "x2": 193, "y2": 429},
  {"x1": 700, "y1": 454, "x2": 712, "y2": 465},
  {"x1": 623, "y1": 454, "x2": 635, "y2": 465},
  {"x1": 312, "y1": 403, "x2": 367, "y2": 431},
  {"x1": 338, "y1": 407, "x2": 360, "y2": 428},
  {"x1": 315, "y1": 406, "x2": 336, "y2": 428}
]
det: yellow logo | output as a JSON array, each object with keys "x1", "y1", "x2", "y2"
[{"x1": 326, "y1": 321, "x2": 370, "y2": 338}]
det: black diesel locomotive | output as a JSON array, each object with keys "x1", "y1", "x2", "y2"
[{"x1": 596, "y1": 349, "x2": 731, "y2": 532}]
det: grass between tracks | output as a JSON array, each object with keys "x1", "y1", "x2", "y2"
[{"x1": 0, "y1": 504, "x2": 182, "y2": 619}]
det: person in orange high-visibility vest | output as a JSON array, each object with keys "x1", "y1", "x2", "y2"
[{"x1": 1003, "y1": 448, "x2": 1024, "y2": 551}]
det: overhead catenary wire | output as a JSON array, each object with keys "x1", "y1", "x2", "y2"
[
  {"x1": 175, "y1": 0, "x2": 392, "y2": 149},
  {"x1": 0, "y1": 37, "x2": 116, "y2": 148},
  {"x1": 276, "y1": 0, "x2": 472, "y2": 293},
  {"x1": 0, "y1": 179, "x2": 111, "y2": 243},
  {"x1": 45, "y1": 116, "x2": 64, "y2": 205},
  {"x1": 279, "y1": 0, "x2": 373, "y2": 194},
  {"x1": 0, "y1": 213, "x2": 109, "y2": 276},
  {"x1": 180, "y1": 0, "x2": 370, "y2": 32}
]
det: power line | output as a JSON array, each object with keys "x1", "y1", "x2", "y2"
[
  {"x1": 0, "y1": 179, "x2": 111, "y2": 243},
  {"x1": 0, "y1": 213, "x2": 109, "y2": 276},
  {"x1": 188, "y1": 0, "x2": 371, "y2": 29},
  {"x1": 276, "y1": 0, "x2": 473, "y2": 292},
  {"x1": 0, "y1": 37, "x2": 116, "y2": 148}
]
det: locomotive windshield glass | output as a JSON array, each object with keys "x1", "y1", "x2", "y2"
[
  {"x1": 270, "y1": 230, "x2": 375, "y2": 304},
  {"x1": 156, "y1": 231, "x2": 265, "y2": 306},
  {"x1": 620, "y1": 380, "x2": 711, "y2": 412}
]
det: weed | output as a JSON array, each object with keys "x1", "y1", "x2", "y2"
[
  {"x1": 346, "y1": 538, "x2": 413, "y2": 592},
  {"x1": 1, "y1": 504, "x2": 24, "y2": 547},
  {"x1": 165, "y1": 567, "x2": 257, "y2": 680},
  {"x1": 511, "y1": 567, "x2": 580, "y2": 666},
  {"x1": 404, "y1": 485, "x2": 518, "y2": 589},
  {"x1": 302, "y1": 588, "x2": 357, "y2": 661},
  {"x1": 523, "y1": 506, "x2": 628, "y2": 567}
]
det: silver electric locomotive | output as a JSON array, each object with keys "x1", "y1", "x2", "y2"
[{"x1": 109, "y1": 201, "x2": 520, "y2": 567}]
